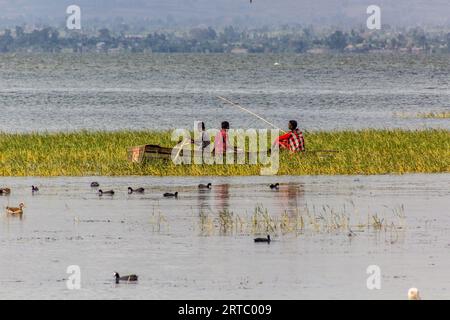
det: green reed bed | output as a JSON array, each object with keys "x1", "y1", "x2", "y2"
[
  {"x1": 394, "y1": 111, "x2": 450, "y2": 119},
  {"x1": 417, "y1": 112, "x2": 450, "y2": 119},
  {"x1": 0, "y1": 129, "x2": 448, "y2": 176}
]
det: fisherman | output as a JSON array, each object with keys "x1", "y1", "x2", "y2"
[
  {"x1": 192, "y1": 121, "x2": 211, "y2": 164},
  {"x1": 192, "y1": 121, "x2": 210, "y2": 150},
  {"x1": 214, "y1": 121, "x2": 231, "y2": 154},
  {"x1": 273, "y1": 120, "x2": 305, "y2": 152}
]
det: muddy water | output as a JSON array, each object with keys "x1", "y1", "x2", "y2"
[{"x1": 0, "y1": 174, "x2": 449, "y2": 300}]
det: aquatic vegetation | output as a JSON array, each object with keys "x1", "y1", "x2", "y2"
[
  {"x1": 0, "y1": 129, "x2": 448, "y2": 176},
  {"x1": 196, "y1": 203, "x2": 406, "y2": 240},
  {"x1": 394, "y1": 111, "x2": 450, "y2": 119},
  {"x1": 417, "y1": 112, "x2": 450, "y2": 119},
  {"x1": 150, "y1": 206, "x2": 168, "y2": 233}
]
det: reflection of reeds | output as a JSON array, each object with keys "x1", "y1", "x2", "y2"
[
  {"x1": 197, "y1": 202, "x2": 406, "y2": 241},
  {"x1": 150, "y1": 206, "x2": 168, "y2": 233}
]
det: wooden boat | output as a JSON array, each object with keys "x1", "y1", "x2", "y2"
[
  {"x1": 127, "y1": 144, "x2": 260, "y2": 164},
  {"x1": 127, "y1": 145, "x2": 174, "y2": 163},
  {"x1": 127, "y1": 143, "x2": 338, "y2": 164}
]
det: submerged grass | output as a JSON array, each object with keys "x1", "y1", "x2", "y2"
[
  {"x1": 0, "y1": 129, "x2": 448, "y2": 176},
  {"x1": 196, "y1": 203, "x2": 406, "y2": 241}
]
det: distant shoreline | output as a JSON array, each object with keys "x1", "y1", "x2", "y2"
[
  {"x1": 1, "y1": 26, "x2": 450, "y2": 54},
  {"x1": 0, "y1": 129, "x2": 448, "y2": 176}
]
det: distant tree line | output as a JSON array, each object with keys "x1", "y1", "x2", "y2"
[{"x1": 1, "y1": 25, "x2": 450, "y2": 54}]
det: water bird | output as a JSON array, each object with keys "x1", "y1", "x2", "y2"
[
  {"x1": 91, "y1": 182, "x2": 100, "y2": 188},
  {"x1": 408, "y1": 288, "x2": 421, "y2": 300},
  {"x1": 6, "y1": 203, "x2": 25, "y2": 215},
  {"x1": 163, "y1": 192, "x2": 178, "y2": 198},
  {"x1": 198, "y1": 183, "x2": 212, "y2": 189},
  {"x1": 274, "y1": 62, "x2": 280, "y2": 66},
  {"x1": 254, "y1": 235, "x2": 271, "y2": 243},
  {"x1": 0, "y1": 188, "x2": 11, "y2": 195},
  {"x1": 347, "y1": 229, "x2": 357, "y2": 238},
  {"x1": 32, "y1": 185, "x2": 39, "y2": 193},
  {"x1": 270, "y1": 183, "x2": 280, "y2": 190},
  {"x1": 128, "y1": 187, "x2": 145, "y2": 194},
  {"x1": 114, "y1": 272, "x2": 138, "y2": 284},
  {"x1": 99, "y1": 190, "x2": 115, "y2": 196}
]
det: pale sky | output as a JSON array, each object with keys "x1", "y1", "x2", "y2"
[{"x1": 0, "y1": 0, "x2": 449, "y2": 27}]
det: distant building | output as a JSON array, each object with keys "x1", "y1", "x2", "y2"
[
  {"x1": 96, "y1": 42, "x2": 106, "y2": 53},
  {"x1": 307, "y1": 48, "x2": 329, "y2": 54},
  {"x1": 230, "y1": 47, "x2": 248, "y2": 54}
]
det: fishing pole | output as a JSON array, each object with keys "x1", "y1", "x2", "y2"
[
  {"x1": 217, "y1": 96, "x2": 286, "y2": 133},
  {"x1": 216, "y1": 96, "x2": 339, "y2": 154}
]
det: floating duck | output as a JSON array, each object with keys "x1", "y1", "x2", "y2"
[
  {"x1": 114, "y1": 272, "x2": 138, "y2": 284},
  {"x1": 6, "y1": 203, "x2": 25, "y2": 215},
  {"x1": 408, "y1": 288, "x2": 421, "y2": 300},
  {"x1": 99, "y1": 190, "x2": 115, "y2": 196},
  {"x1": 348, "y1": 229, "x2": 357, "y2": 238},
  {"x1": 32, "y1": 185, "x2": 39, "y2": 193},
  {"x1": 270, "y1": 183, "x2": 280, "y2": 190},
  {"x1": 254, "y1": 235, "x2": 271, "y2": 243},
  {"x1": 198, "y1": 183, "x2": 212, "y2": 189},
  {"x1": 91, "y1": 182, "x2": 100, "y2": 188},
  {"x1": 163, "y1": 192, "x2": 178, "y2": 198},
  {"x1": 128, "y1": 187, "x2": 145, "y2": 194},
  {"x1": 0, "y1": 188, "x2": 11, "y2": 195}
]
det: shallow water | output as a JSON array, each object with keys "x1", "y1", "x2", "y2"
[
  {"x1": 0, "y1": 53, "x2": 449, "y2": 132},
  {"x1": 0, "y1": 174, "x2": 448, "y2": 299}
]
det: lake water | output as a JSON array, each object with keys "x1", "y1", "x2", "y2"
[
  {"x1": 0, "y1": 174, "x2": 449, "y2": 300},
  {"x1": 0, "y1": 53, "x2": 449, "y2": 300},
  {"x1": 0, "y1": 53, "x2": 449, "y2": 132}
]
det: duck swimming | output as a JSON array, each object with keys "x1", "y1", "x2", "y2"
[
  {"x1": 114, "y1": 272, "x2": 138, "y2": 284},
  {"x1": 270, "y1": 183, "x2": 280, "y2": 190},
  {"x1": 128, "y1": 187, "x2": 145, "y2": 194},
  {"x1": 91, "y1": 182, "x2": 100, "y2": 188},
  {"x1": 163, "y1": 192, "x2": 178, "y2": 198},
  {"x1": 32, "y1": 185, "x2": 39, "y2": 193},
  {"x1": 198, "y1": 183, "x2": 212, "y2": 189},
  {"x1": 254, "y1": 235, "x2": 271, "y2": 243},
  {"x1": 6, "y1": 203, "x2": 25, "y2": 215},
  {"x1": 0, "y1": 188, "x2": 11, "y2": 195},
  {"x1": 99, "y1": 190, "x2": 115, "y2": 196}
]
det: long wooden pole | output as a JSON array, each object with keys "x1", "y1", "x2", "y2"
[
  {"x1": 217, "y1": 96, "x2": 286, "y2": 133},
  {"x1": 216, "y1": 96, "x2": 339, "y2": 154}
]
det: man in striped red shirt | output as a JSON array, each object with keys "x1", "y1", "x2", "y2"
[{"x1": 274, "y1": 120, "x2": 305, "y2": 152}]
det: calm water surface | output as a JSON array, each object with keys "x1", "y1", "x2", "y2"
[
  {"x1": 0, "y1": 174, "x2": 449, "y2": 299},
  {"x1": 1, "y1": 53, "x2": 449, "y2": 300},
  {"x1": 0, "y1": 53, "x2": 449, "y2": 132}
]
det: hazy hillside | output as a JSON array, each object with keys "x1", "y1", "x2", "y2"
[{"x1": 0, "y1": 0, "x2": 450, "y2": 28}]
